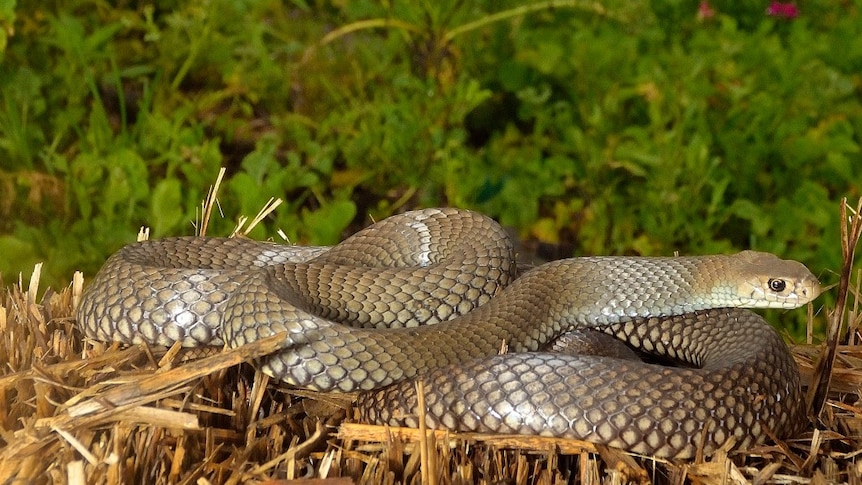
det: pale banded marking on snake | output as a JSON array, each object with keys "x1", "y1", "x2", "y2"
[{"x1": 76, "y1": 207, "x2": 821, "y2": 458}]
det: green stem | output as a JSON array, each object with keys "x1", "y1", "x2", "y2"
[
  {"x1": 443, "y1": 0, "x2": 609, "y2": 43},
  {"x1": 302, "y1": 18, "x2": 424, "y2": 64}
]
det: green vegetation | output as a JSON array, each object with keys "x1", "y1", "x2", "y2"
[{"x1": 1, "y1": 1, "x2": 859, "y2": 335}]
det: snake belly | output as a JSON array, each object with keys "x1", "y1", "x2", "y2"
[{"x1": 76, "y1": 208, "x2": 820, "y2": 459}]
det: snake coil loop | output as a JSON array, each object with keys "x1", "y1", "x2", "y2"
[{"x1": 77, "y1": 208, "x2": 820, "y2": 458}]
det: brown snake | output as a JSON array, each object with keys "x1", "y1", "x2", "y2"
[{"x1": 76, "y1": 208, "x2": 821, "y2": 458}]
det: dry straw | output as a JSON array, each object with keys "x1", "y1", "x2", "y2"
[{"x1": 0, "y1": 192, "x2": 860, "y2": 484}]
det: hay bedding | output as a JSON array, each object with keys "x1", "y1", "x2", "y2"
[{"x1": 1, "y1": 199, "x2": 861, "y2": 484}]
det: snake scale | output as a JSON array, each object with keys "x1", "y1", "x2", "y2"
[{"x1": 77, "y1": 208, "x2": 821, "y2": 459}]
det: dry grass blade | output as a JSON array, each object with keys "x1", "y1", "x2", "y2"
[
  {"x1": 64, "y1": 332, "x2": 287, "y2": 419},
  {"x1": 198, "y1": 167, "x2": 226, "y2": 237},
  {"x1": 232, "y1": 197, "x2": 283, "y2": 237},
  {"x1": 807, "y1": 198, "x2": 862, "y2": 419}
]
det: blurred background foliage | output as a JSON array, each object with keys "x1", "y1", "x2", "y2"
[{"x1": 0, "y1": 0, "x2": 859, "y2": 335}]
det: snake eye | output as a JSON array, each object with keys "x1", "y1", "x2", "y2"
[{"x1": 768, "y1": 278, "x2": 787, "y2": 292}]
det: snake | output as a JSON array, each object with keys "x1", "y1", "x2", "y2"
[{"x1": 76, "y1": 207, "x2": 821, "y2": 459}]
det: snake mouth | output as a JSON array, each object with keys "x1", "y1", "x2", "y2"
[
  {"x1": 782, "y1": 276, "x2": 822, "y2": 307},
  {"x1": 801, "y1": 277, "x2": 823, "y2": 301}
]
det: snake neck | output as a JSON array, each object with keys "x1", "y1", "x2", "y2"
[{"x1": 522, "y1": 256, "x2": 740, "y2": 328}]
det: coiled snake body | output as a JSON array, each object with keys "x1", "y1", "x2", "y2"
[{"x1": 77, "y1": 208, "x2": 821, "y2": 459}]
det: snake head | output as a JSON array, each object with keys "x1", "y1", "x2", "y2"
[{"x1": 731, "y1": 250, "x2": 822, "y2": 309}]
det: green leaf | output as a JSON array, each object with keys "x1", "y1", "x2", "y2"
[
  {"x1": 150, "y1": 178, "x2": 183, "y2": 237},
  {"x1": 302, "y1": 200, "x2": 357, "y2": 245},
  {"x1": 729, "y1": 199, "x2": 772, "y2": 237},
  {"x1": 0, "y1": 0, "x2": 15, "y2": 57},
  {"x1": 0, "y1": 234, "x2": 38, "y2": 281}
]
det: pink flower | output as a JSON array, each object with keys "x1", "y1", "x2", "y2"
[
  {"x1": 697, "y1": 1, "x2": 716, "y2": 20},
  {"x1": 766, "y1": 1, "x2": 799, "y2": 18}
]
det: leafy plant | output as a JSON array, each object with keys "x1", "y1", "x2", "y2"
[{"x1": 0, "y1": 0, "x2": 858, "y2": 337}]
